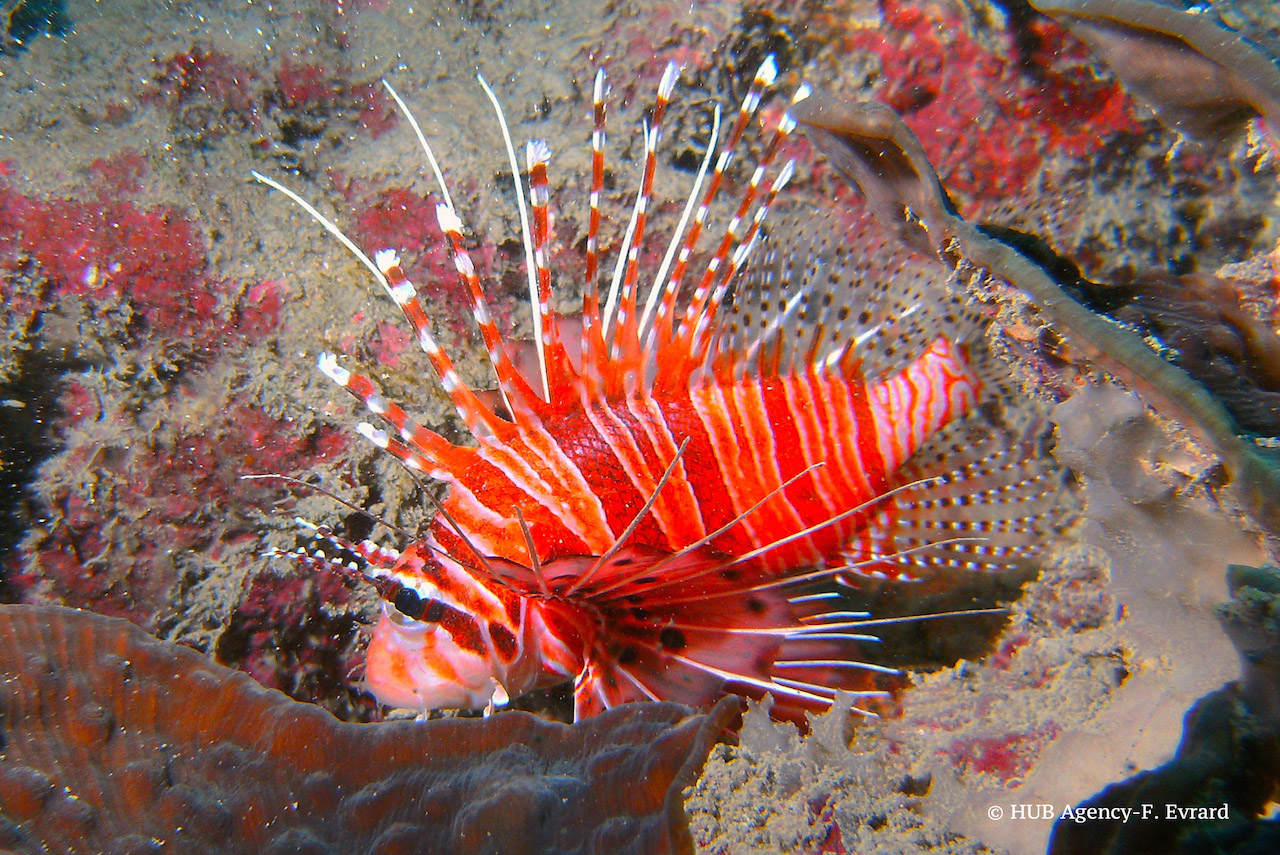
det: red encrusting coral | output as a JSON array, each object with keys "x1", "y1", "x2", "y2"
[
  {"x1": 13, "y1": 389, "x2": 350, "y2": 626},
  {"x1": 0, "y1": 168, "x2": 295, "y2": 359},
  {"x1": 601, "y1": 2, "x2": 724, "y2": 97},
  {"x1": 145, "y1": 44, "x2": 399, "y2": 144},
  {"x1": 843, "y1": 0, "x2": 1142, "y2": 204},
  {"x1": 231, "y1": 279, "x2": 287, "y2": 342},
  {"x1": 340, "y1": 177, "x2": 510, "y2": 336},
  {"x1": 352, "y1": 80, "x2": 400, "y2": 138},
  {"x1": 87, "y1": 150, "x2": 147, "y2": 198},
  {"x1": 144, "y1": 46, "x2": 260, "y2": 137},
  {"x1": 276, "y1": 60, "x2": 339, "y2": 111},
  {"x1": 0, "y1": 148, "x2": 353, "y2": 678},
  {"x1": 806, "y1": 794, "x2": 848, "y2": 854},
  {"x1": 942, "y1": 722, "x2": 1063, "y2": 784},
  {"x1": 149, "y1": 47, "x2": 256, "y2": 111},
  {"x1": 351, "y1": 184, "x2": 442, "y2": 257}
]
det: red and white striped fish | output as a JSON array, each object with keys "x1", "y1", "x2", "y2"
[{"x1": 254, "y1": 57, "x2": 1073, "y2": 723}]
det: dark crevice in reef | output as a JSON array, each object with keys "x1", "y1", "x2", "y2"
[
  {"x1": 989, "y1": 0, "x2": 1044, "y2": 69},
  {"x1": 979, "y1": 223, "x2": 1280, "y2": 439},
  {"x1": 977, "y1": 223, "x2": 1137, "y2": 314},
  {"x1": 0, "y1": 349, "x2": 82, "y2": 602},
  {"x1": 1, "y1": 0, "x2": 71, "y2": 54},
  {"x1": 711, "y1": 3, "x2": 823, "y2": 107}
]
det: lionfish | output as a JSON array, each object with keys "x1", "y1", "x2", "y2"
[{"x1": 253, "y1": 57, "x2": 1072, "y2": 723}]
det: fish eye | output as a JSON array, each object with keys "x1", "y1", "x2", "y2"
[{"x1": 393, "y1": 586, "x2": 426, "y2": 620}]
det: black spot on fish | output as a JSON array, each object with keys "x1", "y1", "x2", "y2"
[{"x1": 659, "y1": 627, "x2": 687, "y2": 651}]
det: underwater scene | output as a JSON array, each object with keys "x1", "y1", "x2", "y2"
[{"x1": 1, "y1": 0, "x2": 1278, "y2": 852}]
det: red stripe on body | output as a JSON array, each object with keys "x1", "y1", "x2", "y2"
[
  {"x1": 780, "y1": 373, "x2": 845, "y2": 520},
  {"x1": 689, "y1": 382, "x2": 763, "y2": 552},
  {"x1": 655, "y1": 395, "x2": 739, "y2": 539},
  {"x1": 725, "y1": 379, "x2": 813, "y2": 557},
  {"x1": 584, "y1": 402, "x2": 672, "y2": 546},
  {"x1": 624, "y1": 395, "x2": 709, "y2": 547},
  {"x1": 758, "y1": 377, "x2": 844, "y2": 545},
  {"x1": 444, "y1": 452, "x2": 590, "y2": 560},
  {"x1": 869, "y1": 338, "x2": 981, "y2": 471},
  {"x1": 512, "y1": 424, "x2": 616, "y2": 552},
  {"x1": 803, "y1": 371, "x2": 883, "y2": 554},
  {"x1": 839, "y1": 371, "x2": 889, "y2": 496}
]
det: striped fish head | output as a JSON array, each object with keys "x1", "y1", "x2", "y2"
[
  {"x1": 364, "y1": 604, "x2": 496, "y2": 711},
  {"x1": 361, "y1": 541, "x2": 582, "y2": 712}
]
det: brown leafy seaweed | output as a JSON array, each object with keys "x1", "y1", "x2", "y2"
[
  {"x1": 0, "y1": 604, "x2": 740, "y2": 855},
  {"x1": 789, "y1": 94, "x2": 1280, "y2": 548},
  {"x1": 1030, "y1": 0, "x2": 1280, "y2": 146}
]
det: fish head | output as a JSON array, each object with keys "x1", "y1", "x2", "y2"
[
  {"x1": 363, "y1": 600, "x2": 509, "y2": 712},
  {"x1": 360, "y1": 542, "x2": 528, "y2": 712}
]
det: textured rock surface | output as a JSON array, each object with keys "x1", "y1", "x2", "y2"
[
  {"x1": 1046, "y1": 564, "x2": 1280, "y2": 854},
  {"x1": 0, "y1": 604, "x2": 739, "y2": 855}
]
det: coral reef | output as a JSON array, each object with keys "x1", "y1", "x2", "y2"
[
  {"x1": 0, "y1": 161, "x2": 356, "y2": 635},
  {"x1": 1031, "y1": 0, "x2": 1280, "y2": 149},
  {"x1": 687, "y1": 544, "x2": 1127, "y2": 854},
  {"x1": 0, "y1": 0, "x2": 1278, "y2": 849},
  {"x1": 838, "y1": 0, "x2": 1142, "y2": 205},
  {"x1": 0, "y1": 603, "x2": 740, "y2": 855}
]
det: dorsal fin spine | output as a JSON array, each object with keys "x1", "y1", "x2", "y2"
[
  {"x1": 434, "y1": 204, "x2": 544, "y2": 427},
  {"x1": 649, "y1": 56, "x2": 777, "y2": 365},
  {"x1": 641, "y1": 115, "x2": 721, "y2": 349},
  {"x1": 687, "y1": 158, "x2": 796, "y2": 377},
  {"x1": 375, "y1": 253, "x2": 506, "y2": 439},
  {"x1": 318, "y1": 352, "x2": 455, "y2": 464},
  {"x1": 579, "y1": 68, "x2": 610, "y2": 400},
  {"x1": 477, "y1": 73, "x2": 547, "y2": 402},
  {"x1": 524, "y1": 142, "x2": 580, "y2": 404},
  {"x1": 610, "y1": 63, "x2": 679, "y2": 380}
]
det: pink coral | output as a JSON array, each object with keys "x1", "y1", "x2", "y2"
[{"x1": 943, "y1": 723, "x2": 1063, "y2": 784}]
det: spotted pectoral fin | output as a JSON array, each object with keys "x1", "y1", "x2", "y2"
[
  {"x1": 841, "y1": 405, "x2": 1080, "y2": 582},
  {"x1": 573, "y1": 583, "x2": 787, "y2": 719},
  {"x1": 723, "y1": 208, "x2": 984, "y2": 384}
]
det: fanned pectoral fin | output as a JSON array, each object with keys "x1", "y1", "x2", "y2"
[
  {"x1": 573, "y1": 577, "x2": 900, "y2": 725},
  {"x1": 573, "y1": 586, "x2": 790, "y2": 719},
  {"x1": 843, "y1": 404, "x2": 1081, "y2": 581}
]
